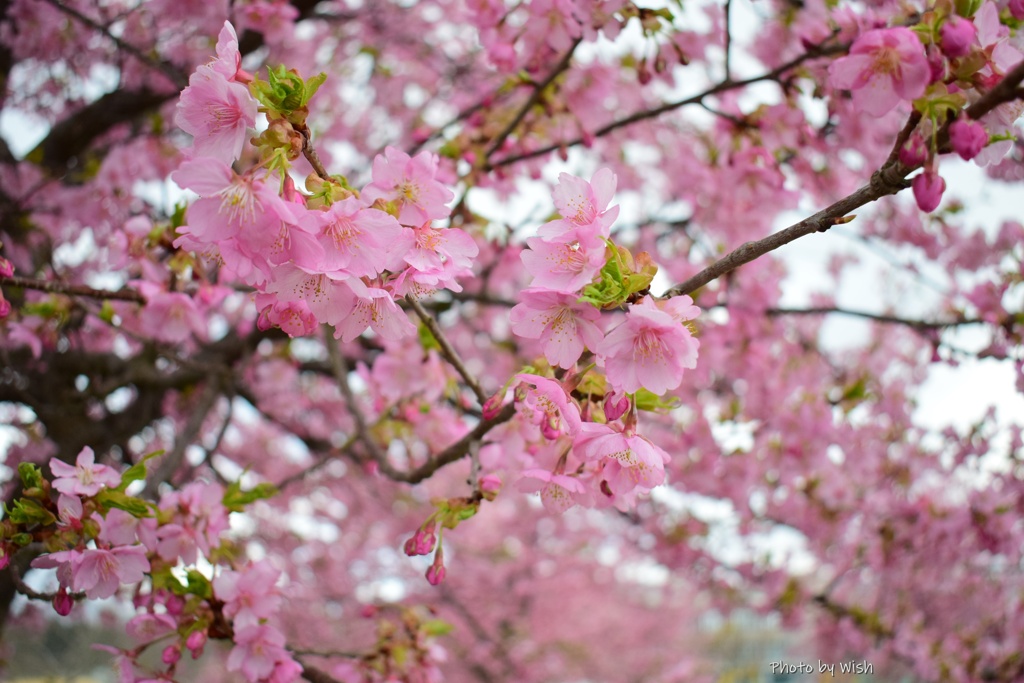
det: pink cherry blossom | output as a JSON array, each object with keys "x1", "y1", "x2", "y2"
[
  {"x1": 517, "y1": 468, "x2": 592, "y2": 512},
  {"x1": 39, "y1": 546, "x2": 150, "y2": 600},
  {"x1": 828, "y1": 27, "x2": 929, "y2": 117},
  {"x1": 509, "y1": 289, "x2": 604, "y2": 368},
  {"x1": 50, "y1": 446, "x2": 121, "y2": 496},
  {"x1": 331, "y1": 285, "x2": 416, "y2": 342},
  {"x1": 537, "y1": 167, "x2": 620, "y2": 241},
  {"x1": 361, "y1": 147, "x2": 454, "y2": 226},
  {"x1": 514, "y1": 373, "x2": 582, "y2": 439},
  {"x1": 520, "y1": 234, "x2": 606, "y2": 292},
  {"x1": 175, "y1": 65, "x2": 257, "y2": 163},
  {"x1": 214, "y1": 561, "x2": 283, "y2": 628},
  {"x1": 575, "y1": 423, "x2": 670, "y2": 495},
  {"x1": 597, "y1": 296, "x2": 699, "y2": 395},
  {"x1": 227, "y1": 623, "x2": 293, "y2": 682},
  {"x1": 940, "y1": 16, "x2": 977, "y2": 59},
  {"x1": 304, "y1": 197, "x2": 411, "y2": 277}
]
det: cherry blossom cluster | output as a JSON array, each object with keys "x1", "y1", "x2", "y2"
[
  {"x1": 828, "y1": 2, "x2": 1023, "y2": 212},
  {"x1": 0, "y1": 446, "x2": 299, "y2": 683},
  {"x1": 172, "y1": 22, "x2": 477, "y2": 341},
  {"x1": 489, "y1": 171, "x2": 701, "y2": 513}
]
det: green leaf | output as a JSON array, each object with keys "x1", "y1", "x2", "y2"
[
  {"x1": 421, "y1": 619, "x2": 454, "y2": 636},
  {"x1": 95, "y1": 490, "x2": 153, "y2": 517},
  {"x1": 223, "y1": 481, "x2": 279, "y2": 513},
  {"x1": 115, "y1": 450, "x2": 164, "y2": 492},
  {"x1": 302, "y1": 72, "x2": 328, "y2": 106},
  {"x1": 185, "y1": 569, "x2": 214, "y2": 600}
]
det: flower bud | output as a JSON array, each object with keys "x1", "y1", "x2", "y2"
[
  {"x1": 0, "y1": 255, "x2": 13, "y2": 278},
  {"x1": 898, "y1": 133, "x2": 927, "y2": 167},
  {"x1": 912, "y1": 170, "x2": 946, "y2": 212},
  {"x1": 940, "y1": 16, "x2": 976, "y2": 59},
  {"x1": 481, "y1": 392, "x2": 504, "y2": 420},
  {"x1": 186, "y1": 630, "x2": 207, "y2": 658},
  {"x1": 949, "y1": 118, "x2": 988, "y2": 160},
  {"x1": 162, "y1": 644, "x2": 182, "y2": 666},
  {"x1": 478, "y1": 474, "x2": 501, "y2": 500},
  {"x1": 603, "y1": 391, "x2": 631, "y2": 422},
  {"x1": 53, "y1": 587, "x2": 73, "y2": 616},
  {"x1": 1011, "y1": 0, "x2": 1024, "y2": 20}
]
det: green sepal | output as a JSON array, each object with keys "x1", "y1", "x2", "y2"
[
  {"x1": 633, "y1": 388, "x2": 681, "y2": 413},
  {"x1": 578, "y1": 241, "x2": 658, "y2": 309},
  {"x1": 223, "y1": 480, "x2": 279, "y2": 513},
  {"x1": 6, "y1": 498, "x2": 57, "y2": 526},
  {"x1": 17, "y1": 462, "x2": 44, "y2": 490},
  {"x1": 913, "y1": 83, "x2": 968, "y2": 119}
]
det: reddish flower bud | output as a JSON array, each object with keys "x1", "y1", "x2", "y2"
[
  {"x1": 603, "y1": 391, "x2": 631, "y2": 422},
  {"x1": 481, "y1": 392, "x2": 504, "y2": 420},
  {"x1": 186, "y1": 630, "x2": 207, "y2": 659},
  {"x1": 899, "y1": 133, "x2": 928, "y2": 167},
  {"x1": 940, "y1": 17, "x2": 976, "y2": 59},
  {"x1": 949, "y1": 118, "x2": 988, "y2": 161},
  {"x1": 1011, "y1": 0, "x2": 1024, "y2": 20},
  {"x1": 0, "y1": 256, "x2": 13, "y2": 278},
  {"x1": 162, "y1": 643, "x2": 182, "y2": 666},
  {"x1": 425, "y1": 563, "x2": 446, "y2": 585},
  {"x1": 53, "y1": 587, "x2": 73, "y2": 616},
  {"x1": 912, "y1": 170, "x2": 946, "y2": 212}
]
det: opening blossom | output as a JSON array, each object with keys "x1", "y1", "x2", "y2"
[
  {"x1": 598, "y1": 296, "x2": 700, "y2": 396},
  {"x1": 509, "y1": 289, "x2": 604, "y2": 368},
  {"x1": 828, "y1": 27, "x2": 929, "y2": 117},
  {"x1": 50, "y1": 446, "x2": 121, "y2": 496}
]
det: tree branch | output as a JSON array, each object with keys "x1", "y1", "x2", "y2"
[
  {"x1": 0, "y1": 274, "x2": 145, "y2": 303},
  {"x1": 406, "y1": 294, "x2": 488, "y2": 405},
  {"x1": 483, "y1": 38, "x2": 582, "y2": 161},
  {"x1": 489, "y1": 37, "x2": 847, "y2": 169},
  {"x1": 665, "y1": 59, "x2": 1024, "y2": 299}
]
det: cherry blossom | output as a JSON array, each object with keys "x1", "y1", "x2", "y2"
[
  {"x1": 50, "y1": 447, "x2": 121, "y2": 497},
  {"x1": 828, "y1": 27, "x2": 930, "y2": 117}
]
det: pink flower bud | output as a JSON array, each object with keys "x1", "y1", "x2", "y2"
[
  {"x1": 425, "y1": 563, "x2": 446, "y2": 586},
  {"x1": 541, "y1": 414, "x2": 562, "y2": 440},
  {"x1": 603, "y1": 391, "x2": 631, "y2": 422},
  {"x1": 0, "y1": 548, "x2": 8, "y2": 571},
  {"x1": 478, "y1": 474, "x2": 501, "y2": 501},
  {"x1": 162, "y1": 644, "x2": 182, "y2": 666},
  {"x1": 359, "y1": 604, "x2": 378, "y2": 619},
  {"x1": 186, "y1": 630, "x2": 207, "y2": 658},
  {"x1": 404, "y1": 525, "x2": 437, "y2": 556},
  {"x1": 0, "y1": 256, "x2": 12, "y2": 278},
  {"x1": 949, "y1": 118, "x2": 988, "y2": 160},
  {"x1": 912, "y1": 170, "x2": 946, "y2": 212},
  {"x1": 53, "y1": 587, "x2": 73, "y2": 616},
  {"x1": 926, "y1": 48, "x2": 947, "y2": 84},
  {"x1": 481, "y1": 392, "x2": 504, "y2": 420},
  {"x1": 940, "y1": 17, "x2": 977, "y2": 58},
  {"x1": 899, "y1": 133, "x2": 928, "y2": 167},
  {"x1": 164, "y1": 594, "x2": 185, "y2": 616},
  {"x1": 1011, "y1": 0, "x2": 1024, "y2": 20}
]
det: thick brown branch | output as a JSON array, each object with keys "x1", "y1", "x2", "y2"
[{"x1": 43, "y1": 0, "x2": 187, "y2": 89}]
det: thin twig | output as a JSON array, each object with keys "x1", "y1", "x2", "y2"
[
  {"x1": 765, "y1": 306, "x2": 980, "y2": 330},
  {"x1": 1, "y1": 275, "x2": 145, "y2": 303},
  {"x1": 405, "y1": 294, "x2": 488, "y2": 405},
  {"x1": 723, "y1": 0, "x2": 733, "y2": 81},
  {"x1": 489, "y1": 38, "x2": 847, "y2": 169},
  {"x1": 43, "y1": 0, "x2": 187, "y2": 89},
  {"x1": 323, "y1": 327, "x2": 388, "y2": 464},
  {"x1": 483, "y1": 38, "x2": 582, "y2": 161}
]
